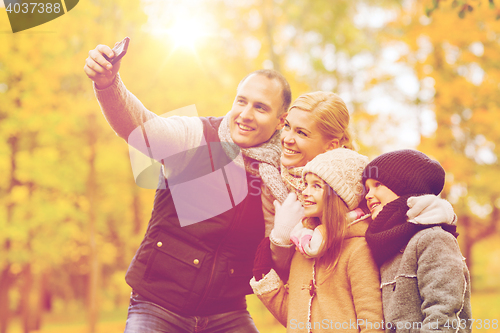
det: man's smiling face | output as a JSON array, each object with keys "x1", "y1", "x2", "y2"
[{"x1": 228, "y1": 74, "x2": 286, "y2": 148}]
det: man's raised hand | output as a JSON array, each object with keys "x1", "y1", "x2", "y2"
[{"x1": 84, "y1": 43, "x2": 121, "y2": 89}]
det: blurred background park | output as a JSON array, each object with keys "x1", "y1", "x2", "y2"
[{"x1": 1, "y1": 0, "x2": 500, "y2": 332}]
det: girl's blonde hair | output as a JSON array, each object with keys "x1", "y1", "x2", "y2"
[
  {"x1": 288, "y1": 91, "x2": 353, "y2": 149},
  {"x1": 303, "y1": 184, "x2": 349, "y2": 281}
]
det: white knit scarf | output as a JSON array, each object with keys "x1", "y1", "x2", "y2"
[{"x1": 218, "y1": 113, "x2": 289, "y2": 203}]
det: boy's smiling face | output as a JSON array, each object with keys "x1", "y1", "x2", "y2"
[{"x1": 365, "y1": 179, "x2": 399, "y2": 219}]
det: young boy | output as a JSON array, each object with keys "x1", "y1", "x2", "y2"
[{"x1": 363, "y1": 149, "x2": 472, "y2": 333}]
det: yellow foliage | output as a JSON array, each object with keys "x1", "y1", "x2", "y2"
[
  {"x1": 2, "y1": 0, "x2": 500, "y2": 331},
  {"x1": 9, "y1": 186, "x2": 30, "y2": 204}
]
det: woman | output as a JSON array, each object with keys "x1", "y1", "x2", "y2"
[{"x1": 271, "y1": 91, "x2": 358, "y2": 263}]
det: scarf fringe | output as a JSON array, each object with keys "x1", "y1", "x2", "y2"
[{"x1": 218, "y1": 113, "x2": 288, "y2": 203}]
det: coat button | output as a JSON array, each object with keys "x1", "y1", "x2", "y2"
[
  {"x1": 157, "y1": 241, "x2": 163, "y2": 247},
  {"x1": 193, "y1": 259, "x2": 200, "y2": 265}
]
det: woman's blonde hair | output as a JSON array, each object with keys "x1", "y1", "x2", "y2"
[{"x1": 288, "y1": 91, "x2": 353, "y2": 149}]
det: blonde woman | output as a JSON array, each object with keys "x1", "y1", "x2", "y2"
[{"x1": 269, "y1": 92, "x2": 364, "y2": 272}]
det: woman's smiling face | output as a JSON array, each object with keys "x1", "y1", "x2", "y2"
[{"x1": 280, "y1": 109, "x2": 337, "y2": 168}]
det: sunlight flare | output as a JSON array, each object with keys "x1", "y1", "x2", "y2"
[{"x1": 141, "y1": 0, "x2": 212, "y2": 52}]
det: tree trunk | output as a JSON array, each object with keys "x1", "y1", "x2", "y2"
[
  {"x1": 132, "y1": 184, "x2": 142, "y2": 235},
  {"x1": 87, "y1": 114, "x2": 99, "y2": 333},
  {"x1": 31, "y1": 271, "x2": 47, "y2": 331},
  {"x1": 20, "y1": 265, "x2": 34, "y2": 333},
  {"x1": 460, "y1": 215, "x2": 475, "y2": 291},
  {"x1": 0, "y1": 266, "x2": 14, "y2": 333},
  {"x1": 1, "y1": 135, "x2": 20, "y2": 333}
]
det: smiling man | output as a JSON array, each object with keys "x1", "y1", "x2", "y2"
[
  {"x1": 230, "y1": 73, "x2": 287, "y2": 148},
  {"x1": 84, "y1": 43, "x2": 291, "y2": 332}
]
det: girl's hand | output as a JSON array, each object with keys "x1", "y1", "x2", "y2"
[{"x1": 270, "y1": 192, "x2": 304, "y2": 246}]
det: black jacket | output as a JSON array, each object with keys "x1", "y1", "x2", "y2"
[{"x1": 125, "y1": 117, "x2": 266, "y2": 316}]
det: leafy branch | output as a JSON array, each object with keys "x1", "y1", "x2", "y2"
[{"x1": 426, "y1": 0, "x2": 498, "y2": 19}]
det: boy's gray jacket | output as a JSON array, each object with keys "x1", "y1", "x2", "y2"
[{"x1": 380, "y1": 226, "x2": 472, "y2": 333}]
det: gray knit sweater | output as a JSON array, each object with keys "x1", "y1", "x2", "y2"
[{"x1": 380, "y1": 226, "x2": 471, "y2": 333}]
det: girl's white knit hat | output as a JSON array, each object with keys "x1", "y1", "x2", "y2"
[{"x1": 302, "y1": 148, "x2": 369, "y2": 210}]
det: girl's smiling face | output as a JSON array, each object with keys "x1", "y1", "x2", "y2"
[
  {"x1": 302, "y1": 173, "x2": 327, "y2": 219},
  {"x1": 364, "y1": 179, "x2": 399, "y2": 219}
]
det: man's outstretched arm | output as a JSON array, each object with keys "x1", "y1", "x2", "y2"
[{"x1": 84, "y1": 43, "x2": 203, "y2": 162}]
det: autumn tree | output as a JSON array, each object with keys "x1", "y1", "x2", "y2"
[
  {"x1": 5, "y1": 0, "x2": 483, "y2": 332},
  {"x1": 0, "y1": 0, "x2": 148, "y2": 332},
  {"x1": 378, "y1": 0, "x2": 500, "y2": 289}
]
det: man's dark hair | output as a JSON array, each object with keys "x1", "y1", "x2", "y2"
[{"x1": 238, "y1": 69, "x2": 292, "y2": 116}]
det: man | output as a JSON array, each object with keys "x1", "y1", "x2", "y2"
[{"x1": 84, "y1": 43, "x2": 292, "y2": 332}]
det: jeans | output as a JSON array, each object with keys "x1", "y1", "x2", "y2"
[{"x1": 124, "y1": 291, "x2": 260, "y2": 333}]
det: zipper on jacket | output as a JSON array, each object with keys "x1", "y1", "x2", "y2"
[
  {"x1": 193, "y1": 190, "x2": 247, "y2": 313},
  {"x1": 194, "y1": 138, "x2": 254, "y2": 313}
]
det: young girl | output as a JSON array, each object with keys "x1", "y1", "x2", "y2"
[
  {"x1": 250, "y1": 148, "x2": 384, "y2": 333},
  {"x1": 362, "y1": 149, "x2": 472, "y2": 332}
]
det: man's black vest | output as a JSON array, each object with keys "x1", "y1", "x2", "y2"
[{"x1": 125, "y1": 117, "x2": 266, "y2": 316}]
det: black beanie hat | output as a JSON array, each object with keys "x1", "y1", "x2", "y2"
[{"x1": 362, "y1": 149, "x2": 445, "y2": 196}]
